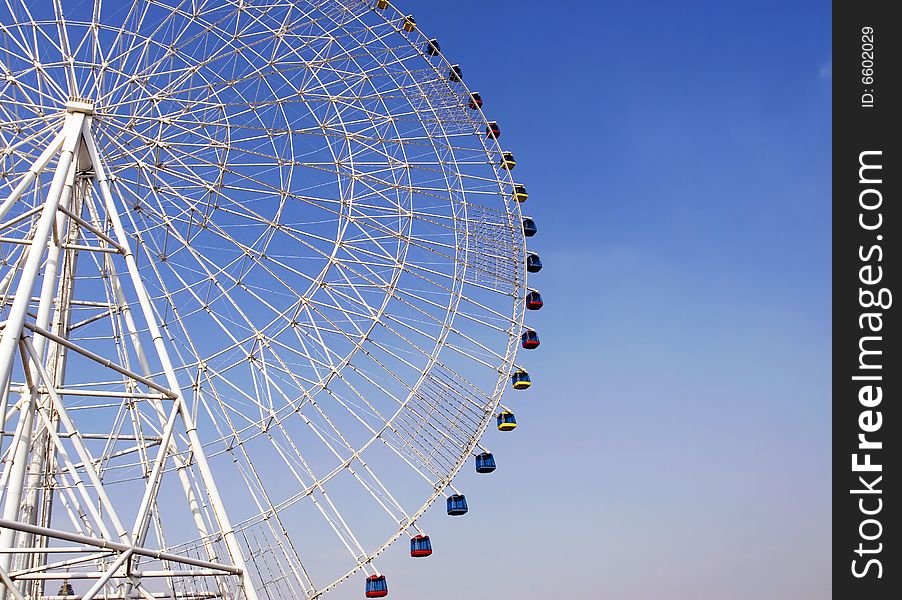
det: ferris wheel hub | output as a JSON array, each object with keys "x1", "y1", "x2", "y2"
[{"x1": 65, "y1": 97, "x2": 95, "y2": 114}]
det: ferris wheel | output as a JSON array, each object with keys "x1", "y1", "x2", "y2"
[{"x1": 0, "y1": 1, "x2": 544, "y2": 598}]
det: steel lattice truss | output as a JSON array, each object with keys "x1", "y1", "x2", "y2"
[{"x1": 0, "y1": 1, "x2": 530, "y2": 598}]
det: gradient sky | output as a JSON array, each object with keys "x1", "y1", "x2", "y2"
[{"x1": 335, "y1": 1, "x2": 832, "y2": 599}]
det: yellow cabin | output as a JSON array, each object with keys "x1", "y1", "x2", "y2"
[
  {"x1": 375, "y1": 0, "x2": 389, "y2": 9},
  {"x1": 402, "y1": 15, "x2": 416, "y2": 32},
  {"x1": 511, "y1": 369, "x2": 532, "y2": 390},
  {"x1": 500, "y1": 151, "x2": 516, "y2": 171},
  {"x1": 513, "y1": 184, "x2": 528, "y2": 203},
  {"x1": 496, "y1": 410, "x2": 517, "y2": 431}
]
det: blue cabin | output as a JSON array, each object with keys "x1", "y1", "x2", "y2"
[
  {"x1": 410, "y1": 534, "x2": 433, "y2": 557},
  {"x1": 521, "y1": 330, "x2": 540, "y2": 349},
  {"x1": 475, "y1": 452, "x2": 497, "y2": 473},
  {"x1": 526, "y1": 290, "x2": 544, "y2": 310},
  {"x1": 476, "y1": 452, "x2": 497, "y2": 473},
  {"x1": 522, "y1": 217, "x2": 537, "y2": 237},
  {"x1": 447, "y1": 494, "x2": 469, "y2": 516},
  {"x1": 365, "y1": 574, "x2": 388, "y2": 598},
  {"x1": 425, "y1": 39, "x2": 440, "y2": 56},
  {"x1": 526, "y1": 252, "x2": 542, "y2": 273},
  {"x1": 449, "y1": 64, "x2": 463, "y2": 82}
]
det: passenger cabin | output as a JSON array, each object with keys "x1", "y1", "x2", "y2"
[
  {"x1": 486, "y1": 121, "x2": 501, "y2": 139},
  {"x1": 526, "y1": 291, "x2": 544, "y2": 310},
  {"x1": 497, "y1": 410, "x2": 518, "y2": 431},
  {"x1": 511, "y1": 369, "x2": 532, "y2": 389},
  {"x1": 376, "y1": 0, "x2": 388, "y2": 9},
  {"x1": 410, "y1": 534, "x2": 433, "y2": 557},
  {"x1": 521, "y1": 330, "x2": 540, "y2": 349},
  {"x1": 500, "y1": 151, "x2": 516, "y2": 170},
  {"x1": 447, "y1": 494, "x2": 469, "y2": 515},
  {"x1": 425, "y1": 39, "x2": 441, "y2": 56},
  {"x1": 448, "y1": 64, "x2": 463, "y2": 82},
  {"x1": 468, "y1": 92, "x2": 483, "y2": 110},
  {"x1": 526, "y1": 252, "x2": 543, "y2": 273},
  {"x1": 513, "y1": 184, "x2": 528, "y2": 203},
  {"x1": 475, "y1": 452, "x2": 496, "y2": 473},
  {"x1": 522, "y1": 216, "x2": 538, "y2": 237},
  {"x1": 365, "y1": 575, "x2": 388, "y2": 598},
  {"x1": 402, "y1": 15, "x2": 416, "y2": 32}
]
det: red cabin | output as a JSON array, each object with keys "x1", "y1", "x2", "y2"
[
  {"x1": 410, "y1": 534, "x2": 433, "y2": 557},
  {"x1": 521, "y1": 330, "x2": 540, "y2": 349},
  {"x1": 468, "y1": 92, "x2": 483, "y2": 110},
  {"x1": 486, "y1": 121, "x2": 500, "y2": 139},
  {"x1": 365, "y1": 574, "x2": 388, "y2": 598},
  {"x1": 526, "y1": 290, "x2": 544, "y2": 310}
]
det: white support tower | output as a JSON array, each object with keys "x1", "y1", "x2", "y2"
[{"x1": 0, "y1": 99, "x2": 261, "y2": 600}]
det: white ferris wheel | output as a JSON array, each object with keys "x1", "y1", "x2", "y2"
[{"x1": 0, "y1": 1, "x2": 544, "y2": 598}]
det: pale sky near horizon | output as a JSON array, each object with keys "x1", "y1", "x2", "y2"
[{"x1": 329, "y1": 1, "x2": 832, "y2": 599}]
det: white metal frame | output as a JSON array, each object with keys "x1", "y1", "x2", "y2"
[{"x1": 0, "y1": 1, "x2": 532, "y2": 598}]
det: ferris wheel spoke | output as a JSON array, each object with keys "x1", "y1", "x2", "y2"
[
  {"x1": 0, "y1": 72, "x2": 55, "y2": 117},
  {"x1": 96, "y1": 3, "x2": 207, "y2": 101},
  {"x1": 123, "y1": 184, "x2": 406, "y2": 345},
  {"x1": 393, "y1": 271, "x2": 517, "y2": 334},
  {"x1": 229, "y1": 455, "x2": 316, "y2": 595},
  {"x1": 134, "y1": 219, "x2": 363, "y2": 378},
  {"x1": 232, "y1": 415, "x2": 376, "y2": 576},
  {"x1": 321, "y1": 385, "x2": 449, "y2": 486},
  {"x1": 283, "y1": 334, "x2": 464, "y2": 485},
  {"x1": 352, "y1": 341, "x2": 485, "y2": 466}
]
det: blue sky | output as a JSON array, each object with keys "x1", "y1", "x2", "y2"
[{"x1": 360, "y1": 1, "x2": 832, "y2": 599}]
